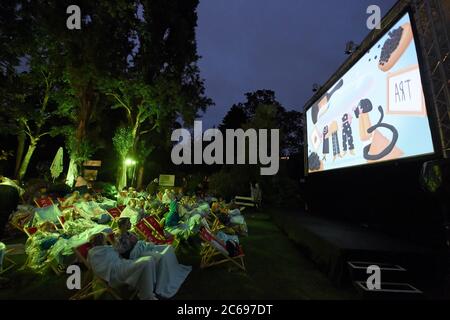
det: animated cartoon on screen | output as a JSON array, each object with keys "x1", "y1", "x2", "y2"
[{"x1": 307, "y1": 13, "x2": 434, "y2": 173}]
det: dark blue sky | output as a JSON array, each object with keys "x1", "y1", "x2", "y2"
[{"x1": 196, "y1": 0, "x2": 398, "y2": 128}]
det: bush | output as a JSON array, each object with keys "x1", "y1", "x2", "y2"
[{"x1": 209, "y1": 166, "x2": 256, "y2": 201}]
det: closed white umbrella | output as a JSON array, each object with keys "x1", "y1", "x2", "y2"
[{"x1": 50, "y1": 147, "x2": 64, "y2": 182}]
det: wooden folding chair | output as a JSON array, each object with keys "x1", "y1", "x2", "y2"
[
  {"x1": 21, "y1": 226, "x2": 64, "y2": 275},
  {"x1": 9, "y1": 214, "x2": 33, "y2": 234},
  {"x1": 0, "y1": 245, "x2": 17, "y2": 275},
  {"x1": 208, "y1": 211, "x2": 227, "y2": 233},
  {"x1": 24, "y1": 226, "x2": 38, "y2": 237},
  {"x1": 57, "y1": 215, "x2": 66, "y2": 231},
  {"x1": 34, "y1": 197, "x2": 54, "y2": 208},
  {"x1": 70, "y1": 242, "x2": 122, "y2": 300},
  {"x1": 134, "y1": 220, "x2": 165, "y2": 245},
  {"x1": 199, "y1": 227, "x2": 246, "y2": 271},
  {"x1": 107, "y1": 207, "x2": 122, "y2": 229},
  {"x1": 143, "y1": 216, "x2": 178, "y2": 247}
]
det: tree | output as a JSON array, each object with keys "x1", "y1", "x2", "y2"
[
  {"x1": 240, "y1": 90, "x2": 283, "y2": 119},
  {"x1": 0, "y1": 32, "x2": 62, "y2": 181},
  {"x1": 0, "y1": 1, "x2": 36, "y2": 178},
  {"x1": 16, "y1": 69, "x2": 58, "y2": 181},
  {"x1": 219, "y1": 104, "x2": 249, "y2": 131},
  {"x1": 113, "y1": 127, "x2": 134, "y2": 191},
  {"x1": 22, "y1": 0, "x2": 137, "y2": 180},
  {"x1": 104, "y1": 0, "x2": 212, "y2": 189}
]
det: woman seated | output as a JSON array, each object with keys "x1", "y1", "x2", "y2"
[
  {"x1": 114, "y1": 218, "x2": 139, "y2": 259},
  {"x1": 114, "y1": 218, "x2": 192, "y2": 298},
  {"x1": 87, "y1": 233, "x2": 158, "y2": 300}
]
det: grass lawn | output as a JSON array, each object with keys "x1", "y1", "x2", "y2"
[{"x1": 0, "y1": 211, "x2": 357, "y2": 300}]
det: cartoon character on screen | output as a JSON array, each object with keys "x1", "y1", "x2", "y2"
[
  {"x1": 354, "y1": 98, "x2": 403, "y2": 162},
  {"x1": 329, "y1": 120, "x2": 341, "y2": 162},
  {"x1": 311, "y1": 79, "x2": 344, "y2": 124},
  {"x1": 322, "y1": 125, "x2": 330, "y2": 161},
  {"x1": 341, "y1": 113, "x2": 355, "y2": 156}
]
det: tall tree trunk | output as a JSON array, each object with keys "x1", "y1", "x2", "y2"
[
  {"x1": 18, "y1": 138, "x2": 37, "y2": 181},
  {"x1": 75, "y1": 82, "x2": 95, "y2": 153},
  {"x1": 117, "y1": 162, "x2": 127, "y2": 191},
  {"x1": 14, "y1": 131, "x2": 26, "y2": 179},
  {"x1": 136, "y1": 165, "x2": 145, "y2": 190}
]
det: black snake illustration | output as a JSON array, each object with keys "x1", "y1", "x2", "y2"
[{"x1": 363, "y1": 106, "x2": 399, "y2": 161}]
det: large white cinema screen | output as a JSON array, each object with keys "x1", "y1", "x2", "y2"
[{"x1": 306, "y1": 13, "x2": 434, "y2": 173}]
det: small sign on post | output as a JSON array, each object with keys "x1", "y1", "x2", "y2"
[
  {"x1": 83, "y1": 160, "x2": 102, "y2": 182},
  {"x1": 159, "y1": 174, "x2": 175, "y2": 187}
]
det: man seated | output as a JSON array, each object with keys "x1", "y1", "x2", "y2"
[
  {"x1": 87, "y1": 233, "x2": 158, "y2": 300},
  {"x1": 114, "y1": 218, "x2": 192, "y2": 298}
]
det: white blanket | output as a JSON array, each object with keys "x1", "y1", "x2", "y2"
[
  {"x1": 88, "y1": 245, "x2": 157, "y2": 300},
  {"x1": 129, "y1": 241, "x2": 192, "y2": 298},
  {"x1": 48, "y1": 224, "x2": 112, "y2": 264},
  {"x1": 120, "y1": 206, "x2": 143, "y2": 225}
]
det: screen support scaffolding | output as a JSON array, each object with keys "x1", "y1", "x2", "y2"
[{"x1": 412, "y1": 0, "x2": 450, "y2": 158}]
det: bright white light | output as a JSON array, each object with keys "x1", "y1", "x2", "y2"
[{"x1": 124, "y1": 158, "x2": 136, "y2": 166}]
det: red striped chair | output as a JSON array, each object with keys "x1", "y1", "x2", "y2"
[
  {"x1": 24, "y1": 226, "x2": 38, "y2": 237},
  {"x1": 70, "y1": 242, "x2": 122, "y2": 300},
  {"x1": 143, "y1": 216, "x2": 178, "y2": 247},
  {"x1": 199, "y1": 227, "x2": 245, "y2": 271},
  {"x1": 135, "y1": 220, "x2": 163, "y2": 244},
  {"x1": 34, "y1": 197, "x2": 54, "y2": 208},
  {"x1": 107, "y1": 207, "x2": 122, "y2": 229}
]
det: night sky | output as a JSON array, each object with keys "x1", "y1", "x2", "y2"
[{"x1": 196, "y1": 0, "x2": 398, "y2": 129}]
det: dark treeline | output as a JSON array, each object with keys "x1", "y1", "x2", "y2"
[{"x1": 0, "y1": 1, "x2": 305, "y2": 207}]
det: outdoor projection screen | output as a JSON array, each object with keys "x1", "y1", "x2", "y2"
[{"x1": 306, "y1": 12, "x2": 434, "y2": 174}]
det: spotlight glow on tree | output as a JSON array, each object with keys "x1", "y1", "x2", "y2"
[
  {"x1": 113, "y1": 127, "x2": 134, "y2": 191},
  {"x1": 124, "y1": 158, "x2": 136, "y2": 166}
]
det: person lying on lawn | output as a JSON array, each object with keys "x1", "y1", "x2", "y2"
[{"x1": 114, "y1": 218, "x2": 192, "y2": 298}]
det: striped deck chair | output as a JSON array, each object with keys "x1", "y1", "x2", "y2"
[
  {"x1": 0, "y1": 243, "x2": 17, "y2": 275},
  {"x1": 24, "y1": 226, "x2": 38, "y2": 237},
  {"x1": 199, "y1": 227, "x2": 245, "y2": 271},
  {"x1": 21, "y1": 225, "x2": 64, "y2": 275},
  {"x1": 70, "y1": 242, "x2": 122, "y2": 300},
  {"x1": 134, "y1": 220, "x2": 165, "y2": 245},
  {"x1": 106, "y1": 207, "x2": 124, "y2": 230},
  {"x1": 207, "y1": 211, "x2": 227, "y2": 233},
  {"x1": 34, "y1": 197, "x2": 54, "y2": 208},
  {"x1": 143, "y1": 216, "x2": 178, "y2": 247}
]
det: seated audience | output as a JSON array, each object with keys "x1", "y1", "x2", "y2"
[
  {"x1": 114, "y1": 218, "x2": 192, "y2": 298},
  {"x1": 88, "y1": 233, "x2": 158, "y2": 300}
]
